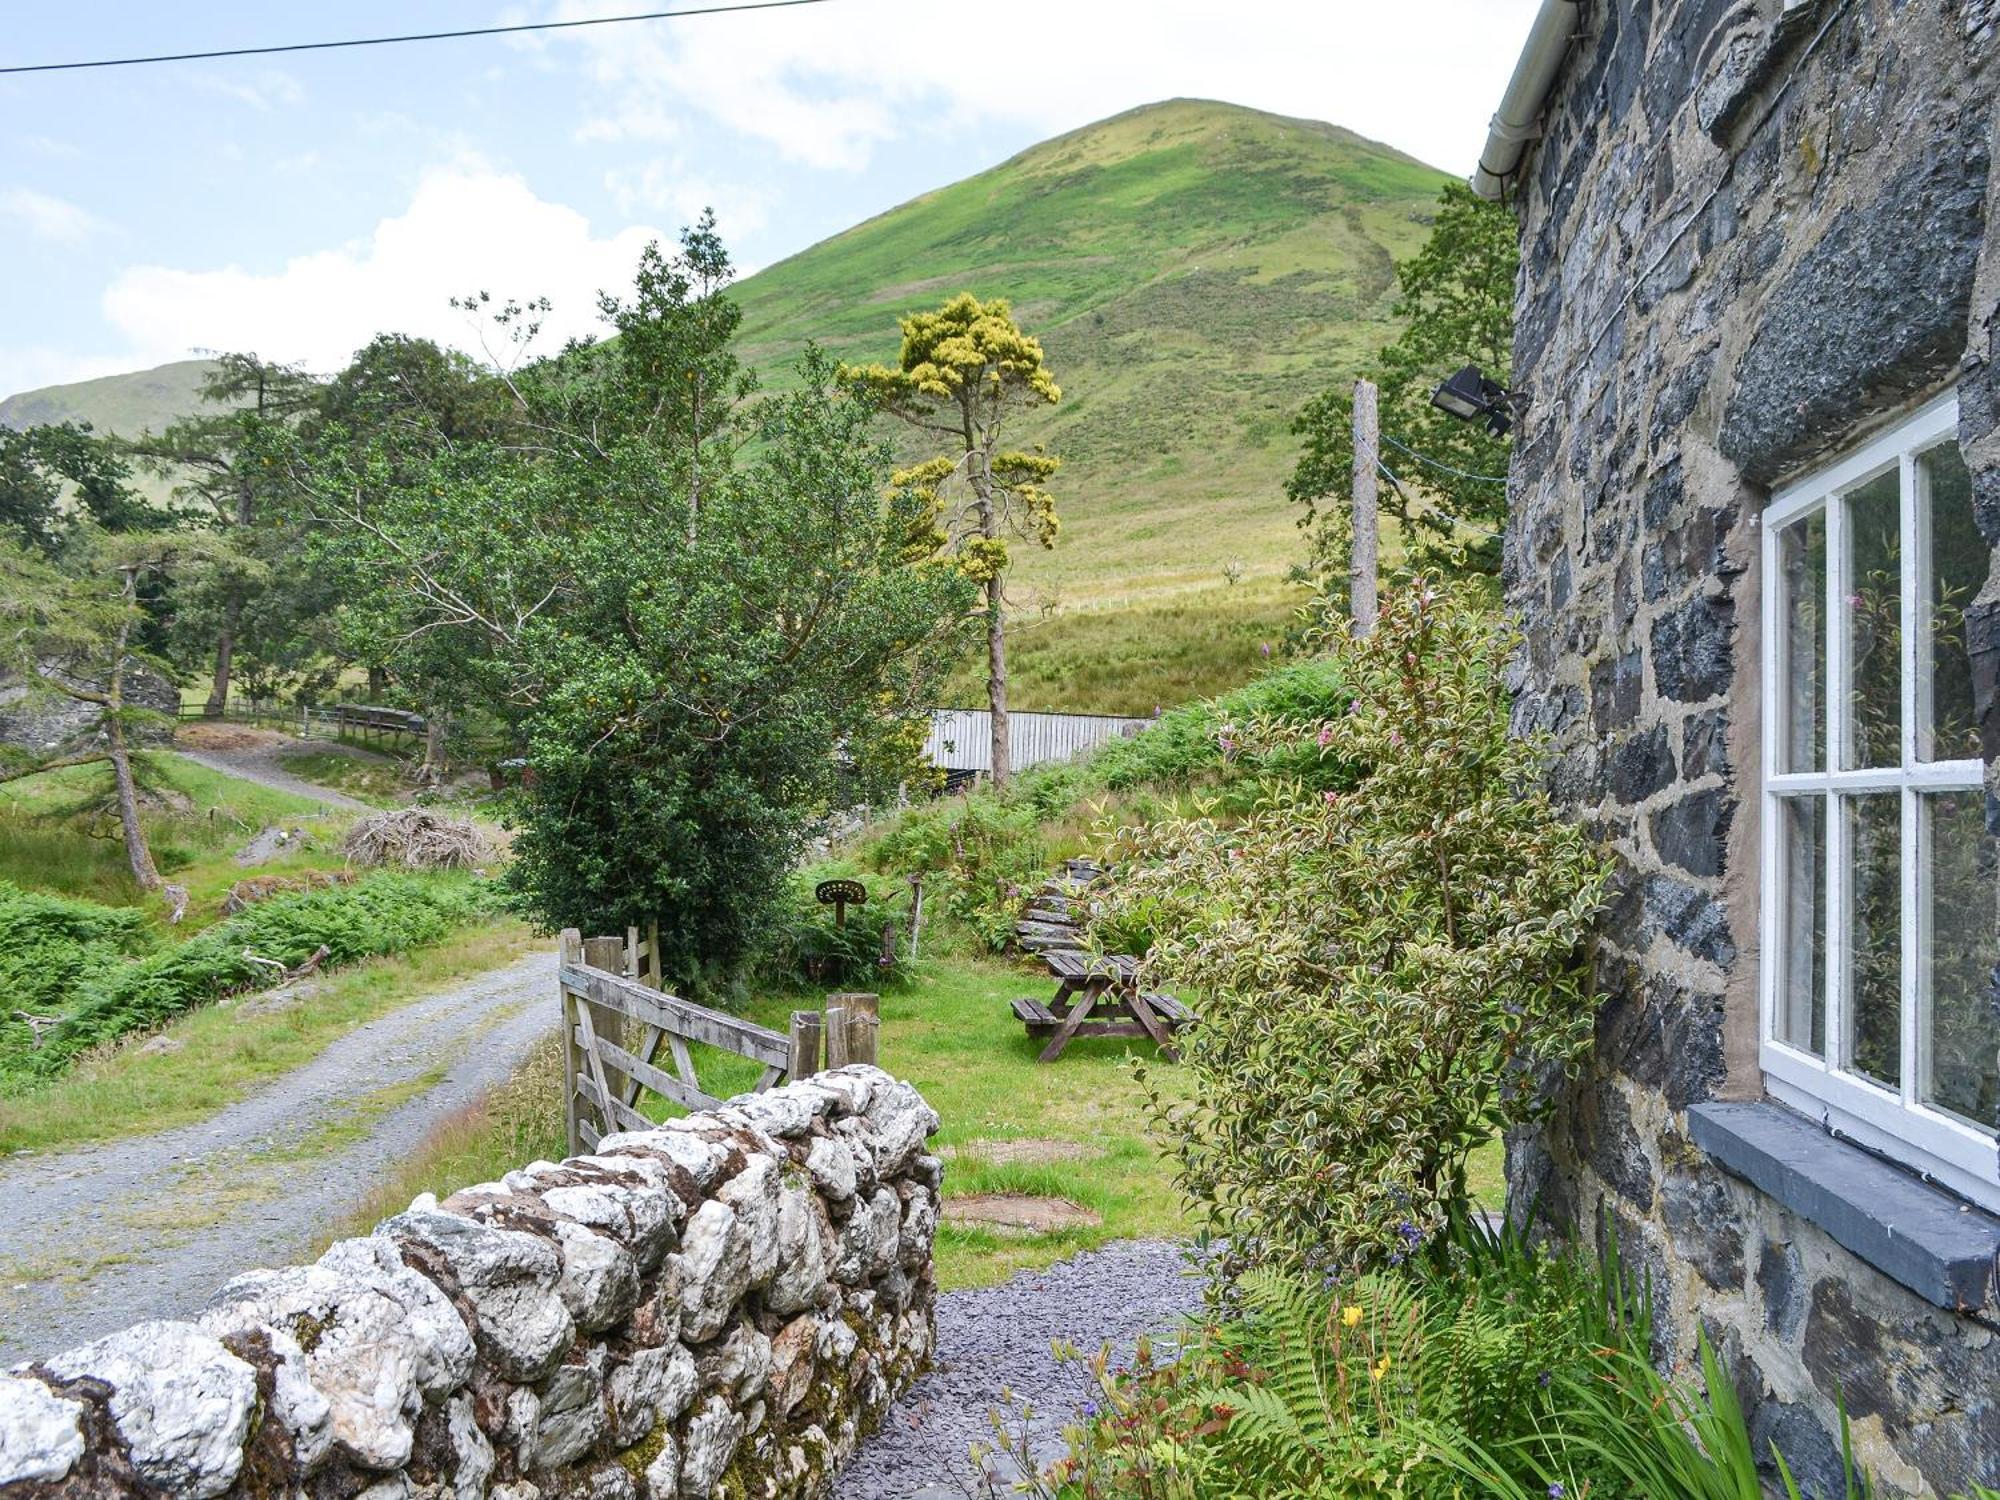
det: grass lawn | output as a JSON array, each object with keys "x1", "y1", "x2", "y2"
[
  {"x1": 328, "y1": 947, "x2": 1510, "y2": 1289},
  {"x1": 0, "y1": 752, "x2": 349, "y2": 922},
  {"x1": 0, "y1": 919, "x2": 537, "y2": 1155},
  {"x1": 276, "y1": 748, "x2": 410, "y2": 807}
]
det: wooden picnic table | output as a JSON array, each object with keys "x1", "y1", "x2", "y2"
[{"x1": 1010, "y1": 948, "x2": 1195, "y2": 1063}]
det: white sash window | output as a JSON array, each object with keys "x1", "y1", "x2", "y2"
[{"x1": 1760, "y1": 391, "x2": 2000, "y2": 1210}]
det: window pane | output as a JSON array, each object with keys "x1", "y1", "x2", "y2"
[
  {"x1": 1778, "y1": 511, "x2": 1826, "y2": 773},
  {"x1": 1844, "y1": 470, "x2": 1902, "y2": 771},
  {"x1": 1778, "y1": 795, "x2": 1827, "y2": 1057},
  {"x1": 1921, "y1": 443, "x2": 1984, "y2": 763},
  {"x1": 1920, "y1": 789, "x2": 2000, "y2": 1134},
  {"x1": 1844, "y1": 793, "x2": 1901, "y2": 1091}
]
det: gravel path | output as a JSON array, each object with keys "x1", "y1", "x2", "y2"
[
  {"x1": 836, "y1": 1240, "x2": 1207, "y2": 1499},
  {"x1": 0, "y1": 949, "x2": 555, "y2": 1366},
  {"x1": 173, "y1": 740, "x2": 373, "y2": 812}
]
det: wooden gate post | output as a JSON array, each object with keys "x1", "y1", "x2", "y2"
[
  {"x1": 824, "y1": 992, "x2": 880, "y2": 1070},
  {"x1": 788, "y1": 1011, "x2": 823, "y2": 1080},
  {"x1": 559, "y1": 928, "x2": 584, "y2": 1155}
]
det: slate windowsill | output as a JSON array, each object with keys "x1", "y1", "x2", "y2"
[{"x1": 1688, "y1": 1099, "x2": 2000, "y2": 1312}]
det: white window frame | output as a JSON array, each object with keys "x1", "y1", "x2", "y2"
[{"x1": 1759, "y1": 389, "x2": 2000, "y2": 1212}]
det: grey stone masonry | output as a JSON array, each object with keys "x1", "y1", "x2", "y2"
[
  {"x1": 1502, "y1": 0, "x2": 2000, "y2": 1494},
  {"x1": 0, "y1": 1066, "x2": 940, "y2": 1499}
]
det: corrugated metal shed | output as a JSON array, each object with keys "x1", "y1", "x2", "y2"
[{"x1": 924, "y1": 708, "x2": 1152, "y2": 775}]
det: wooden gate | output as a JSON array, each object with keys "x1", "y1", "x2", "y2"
[{"x1": 558, "y1": 929, "x2": 870, "y2": 1153}]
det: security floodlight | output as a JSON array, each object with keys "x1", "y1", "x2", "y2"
[{"x1": 1430, "y1": 364, "x2": 1516, "y2": 437}]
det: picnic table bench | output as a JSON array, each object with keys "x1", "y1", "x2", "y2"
[{"x1": 1012, "y1": 947, "x2": 1195, "y2": 1062}]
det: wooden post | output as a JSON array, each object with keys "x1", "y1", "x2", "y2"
[
  {"x1": 788, "y1": 1011, "x2": 823, "y2": 1081},
  {"x1": 824, "y1": 999, "x2": 850, "y2": 1069},
  {"x1": 845, "y1": 1013, "x2": 879, "y2": 1068},
  {"x1": 559, "y1": 928, "x2": 584, "y2": 1156},
  {"x1": 825, "y1": 993, "x2": 879, "y2": 1071},
  {"x1": 1350, "y1": 376, "x2": 1380, "y2": 635},
  {"x1": 582, "y1": 934, "x2": 627, "y2": 1056}
]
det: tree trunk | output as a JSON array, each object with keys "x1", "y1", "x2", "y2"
[
  {"x1": 420, "y1": 711, "x2": 449, "y2": 786},
  {"x1": 107, "y1": 583, "x2": 161, "y2": 892},
  {"x1": 367, "y1": 664, "x2": 388, "y2": 697},
  {"x1": 986, "y1": 573, "x2": 1009, "y2": 788},
  {"x1": 204, "y1": 595, "x2": 239, "y2": 716}
]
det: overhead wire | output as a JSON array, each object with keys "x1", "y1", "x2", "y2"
[
  {"x1": 0, "y1": 0, "x2": 834, "y2": 76},
  {"x1": 1380, "y1": 431, "x2": 1509, "y2": 486}
]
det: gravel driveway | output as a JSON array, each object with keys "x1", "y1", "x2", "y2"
[
  {"x1": 0, "y1": 949, "x2": 555, "y2": 1366},
  {"x1": 836, "y1": 1240, "x2": 1207, "y2": 1499}
]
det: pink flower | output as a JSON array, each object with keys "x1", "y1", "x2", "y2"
[
  {"x1": 1323, "y1": 789, "x2": 1338, "y2": 805},
  {"x1": 1317, "y1": 725, "x2": 1334, "y2": 747},
  {"x1": 1260, "y1": 642, "x2": 1272, "y2": 658},
  {"x1": 1847, "y1": 593, "x2": 1864, "y2": 608}
]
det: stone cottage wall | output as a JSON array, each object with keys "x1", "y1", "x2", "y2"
[
  {"x1": 0, "y1": 1066, "x2": 940, "y2": 1499},
  {"x1": 1502, "y1": 0, "x2": 2000, "y2": 1493}
]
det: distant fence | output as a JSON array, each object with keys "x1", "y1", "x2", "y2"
[
  {"x1": 923, "y1": 707, "x2": 1152, "y2": 778},
  {"x1": 177, "y1": 701, "x2": 427, "y2": 748},
  {"x1": 558, "y1": 926, "x2": 880, "y2": 1153}
]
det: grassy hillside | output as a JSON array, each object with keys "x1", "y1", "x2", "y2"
[
  {"x1": 0, "y1": 357, "x2": 219, "y2": 436},
  {"x1": 3, "y1": 101, "x2": 1444, "y2": 713},
  {"x1": 730, "y1": 99, "x2": 1445, "y2": 709}
]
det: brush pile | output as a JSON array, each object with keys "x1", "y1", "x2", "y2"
[{"x1": 340, "y1": 808, "x2": 489, "y2": 871}]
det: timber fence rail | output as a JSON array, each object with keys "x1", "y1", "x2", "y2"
[{"x1": 557, "y1": 927, "x2": 880, "y2": 1153}]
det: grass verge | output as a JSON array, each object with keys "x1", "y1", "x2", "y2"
[
  {"x1": 0, "y1": 919, "x2": 536, "y2": 1155},
  {"x1": 276, "y1": 749, "x2": 410, "y2": 807}
]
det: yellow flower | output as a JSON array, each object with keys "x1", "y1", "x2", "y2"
[
  {"x1": 1341, "y1": 1306, "x2": 1363, "y2": 1329},
  {"x1": 1369, "y1": 1355, "x2": 1392, "y2": 1382}
]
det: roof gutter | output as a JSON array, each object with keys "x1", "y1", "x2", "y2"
[{"x1": 1471, "y1": 0, "x2": 1582, "y2": 200}]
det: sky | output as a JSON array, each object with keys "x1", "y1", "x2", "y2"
[{"x1": 0, "y1": 0, "x2": 1541, "y2": 403}]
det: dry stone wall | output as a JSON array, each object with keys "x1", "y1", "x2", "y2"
[{"x1": 0, "y1": 1066, "x2": 940, "y2": 1500}]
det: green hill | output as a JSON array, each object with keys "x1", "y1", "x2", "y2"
[
  {"x1": 0, "y1": 357, "x2": 219, "y2": 437},
  {"x1": 733, "y1": 99, "x2": 1448, "y2": 610},
  {"x1": 0, "y1": 101, "x2": 1448, "y2": 712}
]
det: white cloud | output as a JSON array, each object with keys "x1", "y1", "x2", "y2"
[
  {"x1": 534, "y1": 0, "x2": 1541, "y2": 175},
  {"x1": 603, "y1": 160, "x2": 771, "y2": 240},
  {"x1": 97, "y1": 164, "x2": 664, "y2": 377},
  {"x1": 2, "y1": 188, "x2": 105, "y2": 246},
  {"x1": 192, "y1": 69, "x2": 306, "y2": 112}
]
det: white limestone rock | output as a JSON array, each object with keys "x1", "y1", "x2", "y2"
[
  {"x1": 863, "y1": 1079, "x2": 939, "y2": 1176},
  {"x1": 203, "y1": 1262, "x2": 413, "y2": 1470},
  {"x1": 676, "y1": 1395, "x2": 746, "y2": 1500},
  {"x1": 802, "y1": 1136, "x2": 857, "y2": 1204},
  {"x1": 642, "y1": 1431, "x2": 681, "y2": 1499},
  {"x1": 318, "y1": 1234, "x2": 477, "y2": 1398},
  {"x1": 898, "y1": 1186, "x2": 938, "y2": 1269},
  {"x1": 543, "y1": 1162, "x2": 681, "y2": 1269},
  {"x1": 0, "y1": 1375, "x2": 84, "y2": 1486},
  {"x1": 716, "y1": 1155, "x2": 781, "y2": 1290},
  {"x1": 383, "y1": 1209, "x2": 573, "y2": 1383},
  {"x1": 766, "y1": 1182, "x2": 831, "y2": 1316},
  {"x1": 606, "y1": 1344, "x2": 696, "y2": 1447},
  {"x1": 43, "y1": 1321, "x2": 258, "y2": 1499},
  {"x1": 805, "y1": 1067, "x2": 881, "y2": 1116},
  {"x1": 674, "y1": 1200, "x2": 750, "y2": 1344},
  {"x1": 446, "y1": 1391, "x2": 494, "y2": 1500},
  {"x1": 597, "y1": 1127, "x2": 729, "y2": 1192},
  {"x1": 698, "y1": 1324, "x2": 771, "y2": 1403},
  {"x1": 553, "y1": 1219, "x2": 641, "y2": 1332}
]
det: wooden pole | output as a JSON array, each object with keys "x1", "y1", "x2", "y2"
[
  {"x1": 788, "y1": 1011, "x2": 823, "y2": 1081},
  {"x1": 582, "y1": 935, "x2": 626, "y2": 1054},
  {"x1": 824, "y1": 1000, "x2": 850, "y2": 1069},
  {"x1": 559, "y1": 928, "x2": 583, "y2": 1156},
  {"x1": 1350, "y1": 376, "x2": 1380, "y2": 635},
  {"x1": 845, "y1": 1013, "x2": 879, "y2": 1068}
]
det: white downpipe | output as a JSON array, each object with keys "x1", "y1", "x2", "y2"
[{"x1": 1471, "y1": 0, "x2": 1582, "y2": 200}]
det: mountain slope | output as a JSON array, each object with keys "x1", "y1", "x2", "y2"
[
  {"x1": 0, "y1": 358, "x2": 219, "y2": 437},
  {"x1": 731, "y1": 98, "x2": 1450, "y2": 607},
  {"x1": 0, "y1": 101, "x2": 1448, "y2": 711}
]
